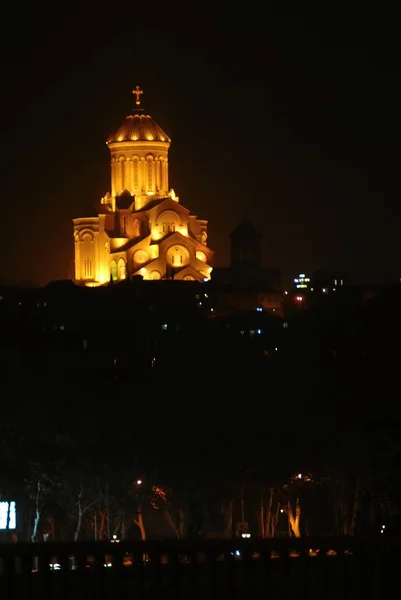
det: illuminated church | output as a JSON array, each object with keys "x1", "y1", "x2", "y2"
[{"x1": 73, "y1": 87, "x2": 214, "y2": 285}]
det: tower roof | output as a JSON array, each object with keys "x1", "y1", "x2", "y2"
[
  {"x1": 107, "y1": 86, "x2": 170, "y2": 144},
  {"x1": 229, "y1": 217, "x2": 262, "y2": 239},
  {"x1": 107, "y1": 112, "x2": 171, "y2": 144}
]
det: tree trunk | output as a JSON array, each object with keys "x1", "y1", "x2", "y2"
[
  {"x1": 349, "y1": 476, "x2": 362, "y2": 536},
  {"x1": 178, "y1": 507, "x2": 185, "y2": 539},
  {"x1": 105, "y1": 483, "x2": 110, "y2": 541},
  {"x1": 121, "y1": 512, "x2": 125, "y2": 539},
  {"x1": 260, "y1": 493, "x2": 265, "y2": 538},
  {"x1": 133, "y1": 505, "x2": 146, "y2": 541},
  {"x1": 74, "y1": 506, "x2": 82, "y2": 542},
  {"x1": 112, "y1": 511, "x2": 121, "y2": 538},
  {"x1": 31, "y1": 509, "x2": 40, "y2": 543},
  {"x1": 271, "y1": 503, "x2": 280, "y2": 538},
  {"x1": 288, "y1": 499, "x2": 301, "y2": 538},
  {"x1": 31, "y1": 481, "x2": 42, "y2": 542},
  {"x1": 222, "y1": 499, "x2": 233, "y2": 539},
  {"x1": 98, "y1": 511, "x2": 106, "y2": 540},
  {"x1": 265, "y1": 488, "x2": 274, "y2": 537},
  {"x1": 74, "y1": 485, "x2": 84, "y2": 542},
  {"x1": 6, "y1": 502, "x2": 10, "y2": 537},
  {"x1": 164, "y1": 508, "x2": 180, "y2": 538}
]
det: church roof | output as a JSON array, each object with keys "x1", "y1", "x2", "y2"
[
  {"x1": 230, "y1": 217, "x2": 262, "y2": 239},
  {"x1": 107, "y1": 110, "x2": 171, "y2": 144}
]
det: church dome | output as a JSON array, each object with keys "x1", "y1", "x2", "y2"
[
  {"x1": 107, "y1": 112, "x2": 171, "y2": 144},
  {"x1": 107, "y1": 87, "x2": 170, "y2": 144}
]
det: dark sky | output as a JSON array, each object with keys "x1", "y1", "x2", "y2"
[{"x1": 1, "y1": 6, "x2": 400, "y2": 286}]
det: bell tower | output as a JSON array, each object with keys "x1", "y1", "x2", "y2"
[
  {"x1": 230, "y1": 217, "x2": 262, "y2": 269},
  {"x1": 106, "y1": 87, "x2": 171, "y2": 210}
]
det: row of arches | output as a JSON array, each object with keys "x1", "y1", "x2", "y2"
[
  {"x1": 111, "y1": 154, "x2": 168, "y2": 195},
  {"x1": 111, "y1": 153, "x2": 163, "y2": 161}
]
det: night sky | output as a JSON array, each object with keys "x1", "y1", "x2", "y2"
[{"x1": 1, "y1": 6, "x2": 400, "y2": 286}]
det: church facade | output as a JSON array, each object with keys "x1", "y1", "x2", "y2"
[{"x1": 73, "y1": 87, "x2": 214, "y2": 286}]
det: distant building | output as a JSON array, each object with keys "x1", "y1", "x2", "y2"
[
  {"x1": 212, "y1": 218, "x2": 282, "y2": 315},
  {"x1": 73, "y1": 87, "x2": 214, "y2": 285},
  {"x1": 213, "y1": 218, "x2": 281, "y2": 290},
  {"x1": 293, "y1": 273, "x2": 311, "y2": 292},
  {"x1": 312, "y1": 270, "x2": 347, "y2": 294}
]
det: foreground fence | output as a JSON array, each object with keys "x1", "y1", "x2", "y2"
[{"x1": 0, "y1": 536, "x2": 400, "y2": 599}]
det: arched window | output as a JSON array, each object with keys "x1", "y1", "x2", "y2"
[
  {"x1": 133, "y1": 219, "x2": 141, "y2": 237},
  {"x1": 196, "y1": 250, "x2": 207, "y2": 263},
  {"x1": 132, "y1": 157, "x2": 139, "y2": 189},
  {"x1": 162, "y1": 222, "x2": 175, "y2": 233},
  {"x1": 147, "y1": 156, "x2": 153, "y2": 190},
  {"x1": 110, "y1": 260, "x2": 118, "y2": 281},
  {"x1": 149, "y1": 270, "x2": 161, "y2": 280},
  {"x1": 84, "y1": 258, "x2": 92, "y2": 278},
  {"x1": 167, "y1": 245, "x2": 190, "y2": 267},
  {"x1": 119, "y1": 156, "x2": 125, "y2": 189},
  {"x1": 118, "y1": 258, "x2": 126, "y2": 280},
  {"x1": 159, "y1": 158, "x2": 164, "y2": 189},
  {"x1": 158, "y1": 210, "x2": 179, "y2": 235}
]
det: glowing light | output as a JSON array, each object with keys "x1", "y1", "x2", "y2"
[{"x1": 0, "y1": 501, "x2": 16, "y2": 529}]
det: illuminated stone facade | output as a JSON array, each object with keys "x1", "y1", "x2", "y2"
[{"x1": 73, "y1": 88, "x2": 213, "y2": 285}]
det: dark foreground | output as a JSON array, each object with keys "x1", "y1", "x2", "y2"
[{"x1": 0, "y1": 537, "x2": 400, "y2": 599}]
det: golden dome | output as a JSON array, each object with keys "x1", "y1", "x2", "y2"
[{"x1": 107, "y1": 112, "x2": 171, "y2": 144}]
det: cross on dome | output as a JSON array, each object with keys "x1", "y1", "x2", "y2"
[{"x1": 132, "y1": 85, "x2": 143, "y2": 106}]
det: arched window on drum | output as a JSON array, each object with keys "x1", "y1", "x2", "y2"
[
  {"x1": 119, "y1": 156, "x2": 126, "y2": 190},
  {"x1": 132, "y1": 155, "x2": 139, "y2": 191},
  {"x1": 146, "y1": 155, "x2": 154, "y2": 191}
]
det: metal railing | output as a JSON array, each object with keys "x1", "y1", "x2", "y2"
[{"x1": 0, "y1": 536, "x2": 398, "y2": 599}]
